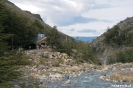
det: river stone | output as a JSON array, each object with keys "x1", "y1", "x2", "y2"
[
  {"x1": 49, "y1": 67, "x2": 56, "y2": 72},
  {"x1": 42, "y1": 52, "x2": 49, "y2": 58},
  {"x1": 38, "y1": 65, "x2": 46, "y2": 70},
  {"x1": 65, "y1": 80, "x2": 72, "y2": 85},
  {"x1": 49, "y1": 73, "x2": 63, "y2": 80},
  {"x1": 39, "y1": 84, "x2": 46, "y2": 88},
  {"x1": 65, "y1": 59, "x2": 74, "y2": 66},
  {"x1": 48, "y1": 54, "x2": 53, "y2": 59},
  {"x1": 38, "y1": 75, "x2": 46, "y2": 84},
  {"x1": 14, "y1": 85, "x2": 20, "y2": 88},
  {"x1": 72, "y1": 49, "x2": 77, "y2": 53}
]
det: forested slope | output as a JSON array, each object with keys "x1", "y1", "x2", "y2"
[{"x1": 91, "y1": 17, "x2": 133, "y2": 64}]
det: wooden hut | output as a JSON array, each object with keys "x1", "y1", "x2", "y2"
[{"x1": 36, "y1": 37, "x2": 47, "y2": 49}]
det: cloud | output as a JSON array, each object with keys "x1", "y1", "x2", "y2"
[
  {"x1": 74, "y1": 16, "x2": 98, "y2": 23},
  {"x1": 10, "y1": 0, "x2": 97, "y2": 26},
  {"x1": 92, "y1": 4, "x2": 112, "y2": 9},
  {"x1": 70, "y1": 28, "x2": 75, "y2": 31},
  {"x1": 54, "y1": 15, "x2": 111, "y2": 26},
  {"x1": 8, "y1": 0, "x2": 133, "y2": 37},
  {"x1": 55, "y1": 16, "x2": 101, "y2": 26},
  {"x1": 9, "y1": 0, "x2": 112, "y2": 26},
  {"x1": 78, "y1": 29, "x2": 97, "y2": 33},
  {"x1": 14, "y1": 3, "x2": 43, "y2": 13}
]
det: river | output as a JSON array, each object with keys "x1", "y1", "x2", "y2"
[{"x1": 45, "y1": 69, "x2": 133, "y2": 88}]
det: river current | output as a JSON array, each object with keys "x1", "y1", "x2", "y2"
[{"x1": 45, "y1": 70, "x2": 133, "y2": 88}]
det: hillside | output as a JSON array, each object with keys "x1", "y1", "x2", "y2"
[
  {"x1": 5, "y1": 0, "x2": 69, "y2": 39},
  {"x1": 91, "y1": 17, "x2": 133, "y2": 64}
]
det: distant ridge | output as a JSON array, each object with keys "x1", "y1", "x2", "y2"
[{"x1": 74, "y1": 36, "x2": 97, "y2": 43}]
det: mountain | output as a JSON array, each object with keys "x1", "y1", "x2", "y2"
[
  {"x1": 91, "y1": 17, "x2": 133, "y2": 64},
  {"x1": 74, "y1": 36, "x2": 97, "y2": 43},
  {"x1": 5, "y1": 0, "x2": 70, "y2": 39}
]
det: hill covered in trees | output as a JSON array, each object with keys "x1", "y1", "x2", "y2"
[{"x1": 91, "y1": 17, "x2": 133, "y2": 64}]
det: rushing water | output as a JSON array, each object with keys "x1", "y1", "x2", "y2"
[{"x1": 44, "y1": 70, "x2": 133, "y2": 88}]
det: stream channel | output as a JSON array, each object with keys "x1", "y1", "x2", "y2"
[{"x1": 44, "y1": 69, "x2": 133, "y2": 88}]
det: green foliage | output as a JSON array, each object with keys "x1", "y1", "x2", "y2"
[
  {"x1": 0, "y1": 42, "x2": 7, "y2": 56},
  {"x1": 109, "y1": 48, "x2": 133, "y2": 64},
  {"x1": 0, "y1": 51, "x2": 30, "y2": 87},
  {"x1": 0, "y1": 1, "x2": 38, "y2": 87},
  {"x1": 0, "y1": 0, "x2": 8, "y2": 56},
  {"x1": 60, "y1": 38, "x2": 99, "y2": 64},
  {"x1": 60, "y1": 38, "x2": 75, "y2": 55},
  {"x1": 104, "y1": 25, "x2": 123, "y2": 46},
  {"x1": 3, "y1": 10, "x2": 40, "y2": 48},
  {"x1": 0, "y1": 1, "x2": 47, "y2": 49},
  {"x1": 104, "y1": 25, "x2": 133, "y2": 47},
  {"x1": 46, "y1": 26, "x2": 61, "y2": 48},
  {"x1": 74, "y1": 41, "x2": 98, "y2": 64},
  {"x1": 46, "y1": 32, "x2": 99, "y2": 64},
  {"x1": 32, "y1": 19, "x2": 45, "y2": 33},
  {"x1": 124, "y1": 32, "x2": 133, "y2": 46}
]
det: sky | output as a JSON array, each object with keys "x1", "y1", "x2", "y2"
[{"x1": 8, "y1": 0, "x2": 133, "y2": 37}]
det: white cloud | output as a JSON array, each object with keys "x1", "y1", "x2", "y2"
[
  {"x1": 14, "y1": 3, "x2": 43, "y2": 13},
  {"x1": 8, "y1": 0, "x2": 133, "y2": 37},
  {"x1": 83, "y1": 2, "x2": 133, "y2": 21},
  {"x1": 58, "y1": 21, "x2": 116, "y2": 37}
]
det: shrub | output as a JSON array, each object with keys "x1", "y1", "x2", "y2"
[
  {"x1": 109, "y1": 48, "x2": 133, "y2": 64},
  {"x1": 0, "y1": 50, "x2": 30, "y2": 87}
]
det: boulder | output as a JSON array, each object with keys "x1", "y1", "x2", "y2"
[
  {"x1": 65, "y1": 66, "x2": 80, "y2": 72},
  {"x1": 48, "y1": 54, "x2": 53, "y2": 59},
  {"x1": 65, "y1": 59, "x2": 74, "y2": 66},
  {"x1": 38, "y1": 65, "x2": 45, "y2": 70},
  {"x1": 38, "y1": 75, "x2": 47, "y2": 83},
  {"x1": 65, "y1": 80, "x2": 72, "y2": 85},
  {"x1": 42, "y1": 52, "x2": 49, "y2": 58},
  {"x1": 39, "y1": 84, "x2": 46, "y2": 88},
  {"x1": 72, "y1": 49, "x2": 77, "y2": 53},
  {"x1": 49, "y1": 67, "x2": 61, "y2": 72},
  {"x1": 49, "y1": 73, "x2": 63, "y2": 80},
  {"x1": 14, "y1": 85, "x2": 20, "y2": 88},
  {"x1": 62, "y1": 53, "x2": 68, "y2": 59}
]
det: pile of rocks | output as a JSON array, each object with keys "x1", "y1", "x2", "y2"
[
  {"x1": 41, "y1": 51, "x2": 69, "y2": 59},
  {"x1": 12, "y1": 50, "x2": 95, "y2": 88},
  {"x1": 25, "y1": 50, "x2": 75, "y2": 66},
  {"x1": 99, "y1": 63, "x2": 133, "y2": 83}
]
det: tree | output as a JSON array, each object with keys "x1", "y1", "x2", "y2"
[
  {"x1": 0, "y1": 0, "x2": 9, "y2": 55},
  {"x1": 2, "y1": 9, "x2": 41, "y2": 48},
  {"x1": 46, "y1": 26, "x2": 61, "y2": 48},
  {"x1": 60, "y1": 38, "x2": 75, "y2": 55},
  {"x1": 104, "y1": 25, "x2": 122, "y2": 46}
]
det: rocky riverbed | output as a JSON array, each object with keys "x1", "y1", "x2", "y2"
[{"x1": 12, "y1": 50, "x2": 133, "y2": 88}]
